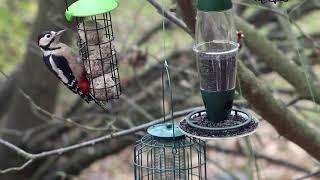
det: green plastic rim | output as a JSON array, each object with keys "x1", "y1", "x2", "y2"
[
  {"x1": 65, "y1": 0, "x2": 119, "y2": 22},
  {"x1": 186, "y1": 107, "x2": 252, "y2": 131},
  {"x1": 147, "y1": 123, "x2": 185, "y2": 140}
]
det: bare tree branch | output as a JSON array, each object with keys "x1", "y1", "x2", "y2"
[
  {"x1": 237, "y1": 61, "x2": 320, "y2": 161},
  {"x1": 0, "y1": 107, "x2": 198, "y2": 173},
  {"x1": 137, "y1": 20, "x2": 171, "y2": 46},
  {"x1": 207, "y1": 145, "x2": 310, "y2": 173},
  {"x1": 146, "y1": 0, "x2": 193, "y2": 37}
]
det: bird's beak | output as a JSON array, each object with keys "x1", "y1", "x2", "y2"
[
  {"x1": 56, "y1": 29, "x2": 67, "y2": 36},
  {"x1": 54, "y1": 29, "x2": 67, "y2": 42}
]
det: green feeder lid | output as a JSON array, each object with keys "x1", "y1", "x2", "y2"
[
  {"x1": 197, "y1": 0, "x2": 232, "y2": 12},
  {"x1": 65, "y1": 0, "x2": 119, "y2": 22},
  {"x1": 148, "y1": 123, "x2": 185, "y2": 139}
]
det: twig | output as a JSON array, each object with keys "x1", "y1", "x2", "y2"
[
  {"x1": 0, "y1": 65, "x2": 21, "y2": 119},
  {"x1": 237, "y1": 0, "x2": 320, "y2": 49},
  {"x1": 288, "y1": 0, "x2": 308, "y2": 17},
  {"x1": 120, "y1": 95, "x2": 155, "y2": 121},
  {"x1": 21, "y1": 90, "x2": 111, "y2": 131},
  {"x1": 286, "y1": 97, "x2": 305, "y2": 107},
  {"x1": 244, "y1": 137, "x2": 261, "y2": 180},
  {"x1": 295, "y1": 169, "x2": 320, "y2": 180},
  {"x1": 146, "y1": 0, "x2": 193, "y2": 37},
  {"x1": 62, "y1": 98, "x2": 83, "y2": 118},
  {"x1": 137, "y1": 20, "x2": 171, "y2": 46},
  {"x1": 0, "y1": 159, "x2": 33, "y2": 174},
  {"x1": 207, "y1": 158, "x2": 240, "y2": 180},
  {"x1": 0, "y1": 128, "x2": 24, "y2": 137},
  {"x1": 64, "y1": 118, "x2": 117, "y2": 132},
  {"x1": 0, "y1": 106, "x2": 199, "y2": 173},
  {"x1": 0, "y1": 65, "x2": 117, "y2": 132},
  {"x1": 207, "y1": 145, "x2": 310, "y2": 173}
]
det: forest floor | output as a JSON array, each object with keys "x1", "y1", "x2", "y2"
[{"x1": 75, "y1": 120, "x2": 319, "y2": 180}]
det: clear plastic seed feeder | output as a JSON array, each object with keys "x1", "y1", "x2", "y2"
[
  {"x1": 179, "y1": 0, "x2": 258, "y2": 139},
  {"x1": 65, "y1": 0, "x2": 121, "y2": 109}
]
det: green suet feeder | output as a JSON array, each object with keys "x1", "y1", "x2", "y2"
[
  {"x1": 134, "y1": 123, "x2": 207, "y2": 180},
  {"x1": 179, "y1": 0, "x2": 258, "y2": 139},
  {"x1": 134, "y1": 56, "x2": 207, "y2": 179},
  {"x1": 65, "y1": 0, "x2": 121, "y2": 109}
]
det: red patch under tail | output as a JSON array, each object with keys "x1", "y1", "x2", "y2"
[{"x1": 78, "y1": 72, "x2": 90, "y2": 94}]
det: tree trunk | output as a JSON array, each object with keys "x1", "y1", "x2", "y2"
[{"x1": 0, "y1": 0, "x2": 73, "y2": 179}]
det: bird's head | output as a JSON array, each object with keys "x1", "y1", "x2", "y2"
[{"x1": 38, "y1": 29, "x2": 66, "y2": 50}]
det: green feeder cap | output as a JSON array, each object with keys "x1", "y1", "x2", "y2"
[
  {"x1": 197, "y1": 0, "x2": 232, "y2": 12},
  {"x1": 148, "y1": 123, "x2": 185, "y2": 140},
  {"x1": 65, "y1": 0, "x2": 119, "y2": 22}
]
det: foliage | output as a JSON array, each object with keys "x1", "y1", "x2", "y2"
[{"x1": 0, "y1": 0, "x2": 37, "y2": 74}]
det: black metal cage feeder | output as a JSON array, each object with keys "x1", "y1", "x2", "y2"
[
  {"x1": 77, "y1": 14, "x2": 121, "y2": 101},
  {"x1": 134, "y1": 124, "x2": 207, "y2": 180},
  {"x1": 64, "y1": 0, "x2": 121, "y2": 108}
]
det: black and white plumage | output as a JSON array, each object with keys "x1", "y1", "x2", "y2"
[
  {"x1": 37, "y1": 30, "x2": 95, "y2": 103},
  {"x1": 42, "y1": 54, "x2": 92, "y2": 102}
]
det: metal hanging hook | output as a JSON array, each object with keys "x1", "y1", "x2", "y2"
[
  {"x1": 160, "y1": 0, "x2": 175, "y2": 139},
  {"x1": 161, "y1": 59, "x2": 175, "y2": 137}
]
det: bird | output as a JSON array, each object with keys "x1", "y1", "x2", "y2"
[{"x1": 37, "y1": 29, "x2": 96, "y2": 103}]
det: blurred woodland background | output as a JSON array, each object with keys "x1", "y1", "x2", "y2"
[{"x1": 0, "y1": 0, "x2": 319, "y2": 179}]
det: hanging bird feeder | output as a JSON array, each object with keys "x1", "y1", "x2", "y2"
[
  {"x1": 179, "y1": 0, "x2": 258, "y2": 139},
  {"x1": 134, "y1": 54, "x2": 207, "y2": 179},
  {"x1": 65, "y1": 0, "x2": 121, "y2": 108},
  {"x1": 134, "y1": 123, "x2": 207, "y2": 180}
]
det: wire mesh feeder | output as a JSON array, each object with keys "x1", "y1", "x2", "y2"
[
  {"x1": 65, "y1": 0, "x2": 121, "y2": 108},
  {"x1": 77, "y1": 14, "x2": 121, "y2": 102},
  {"x1": 134, "y1": 123, "x2": 207, "y2": 180},
  {"x1": 179, "y1": 107, "x2": 259, "y2": 140}
]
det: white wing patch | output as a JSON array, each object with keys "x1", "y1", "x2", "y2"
[{"x1": 49, "y1": 56, "x2": 68, "y2": 83}]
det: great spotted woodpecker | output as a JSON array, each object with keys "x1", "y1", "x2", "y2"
[{"x1": 37, "y1": 29, "x2": 94, "y2": 103}]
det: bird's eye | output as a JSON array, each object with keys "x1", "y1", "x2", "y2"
[{"x1": 46, "y1": 34, "x2": 51, "y2": 38}]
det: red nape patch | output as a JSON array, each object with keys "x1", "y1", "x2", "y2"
[{"x1": 79, "y1": 73, "x2": 90, "y2": 94}]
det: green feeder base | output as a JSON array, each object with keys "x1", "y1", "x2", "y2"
[
  {"x1": 201, "y1": 89, "x2": 235, "y2": 123},
  {"x1": 148, "y1": 123, "x2": 185, "y2": 141},
  {"x1": 65, "y1": 0, "x2": 118, "y2": 21}
]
